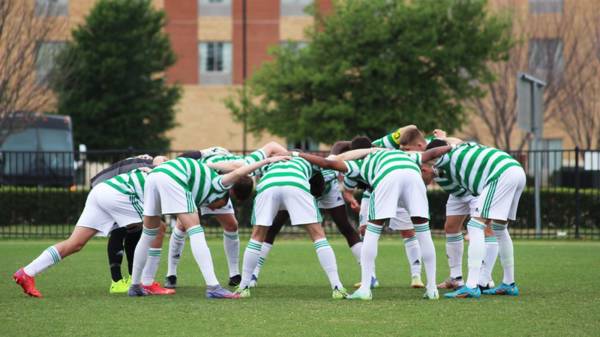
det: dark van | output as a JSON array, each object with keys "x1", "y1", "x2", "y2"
[{"x1": 0, "y1": 114, "x2": 76, "y2": 187}]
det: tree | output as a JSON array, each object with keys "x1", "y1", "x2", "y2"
[
  {"x1": 51, "y1": 0, "x2": 180, "y2": 150},
  {"x1": 0, "y1": 1, "x2": 66, "y2": 144},
  {"x1": 226, "y1": 0, "x2": 512, "y2": 144},
  {"x1": 466, "y1": 0, "x2": 600, "y2": 150}
]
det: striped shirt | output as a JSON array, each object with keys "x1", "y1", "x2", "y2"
[
  {"x1": 152, "y1": 157, "x2": 230, "y2": 206},
  {"x1": 103, "y1": 168, "x2": 147, "y2": 200},
  {"x1": 371, "y1": 128, "x2": 402, "y2": 149},
  {"x1": 201, "y1": 149, "x2": 266, "y2": 176},
  {"x1": 344, "y1": 149, "x2": 422, "y2": 191},
  {"x1": 256, "y1": 157, "x2": 320, "y2": 194},
  {"x1": 434, "y1": 142, "x2": 522, "y2": 196}
]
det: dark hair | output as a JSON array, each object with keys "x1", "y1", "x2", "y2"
[
  {"x1": 231, "y1": 176, "x2": 254, "y2": 201},
  {"x1": 351, "y1": 136, "x2": 373, "y2": 150},
  {"x1": 426, "y1": 139, "x2": 449, "y2": 150},
  {"x1": 309, "y1": 172, "x2": 325, "y2": 198},
  {"x1": 177, "y1": 151, "x2": 203, "y2": 160},
  {"x1": 330, "y1": 141, "x2": 352, "y2": 155}
]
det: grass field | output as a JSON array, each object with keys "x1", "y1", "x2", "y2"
[{"x1": 1, "y1": 238, "x2": 599, "y2": 337}]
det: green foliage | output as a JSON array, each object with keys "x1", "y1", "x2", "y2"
[
  {"x1": 226, "y1": 0, "x2": 512, "y2": 143},
  {"x1": 51, "y1": 0, "x2": 181, "y2": 150}
]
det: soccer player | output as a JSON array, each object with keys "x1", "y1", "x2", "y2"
[
  {"x1": 13, "y1": 156, "x2": 166, "y2": 298},
  {"x1": 297, "y1": 145, "x2": 453, "y2": 300},
  {"x1": 401, "y1": 129, "x2": 499, "y2": 290},
  {"x1": 128, "y1": 154, "x2": 288, "y2": 298},
  {"x1": 164, "y1": 142, "x2": 288, "y2": 288},
  {"x1": 235, "y1": 148, "x2": 376, "y2": 299},
  {"x1": 246, "y1": 141, "x2": 365, "y2": 288},
  {"x1": 426, "y1": 140, "x2": 525, "y2": 298}
]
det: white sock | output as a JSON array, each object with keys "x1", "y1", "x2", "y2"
[
  {"x1": 187, "y1": 225, "x2": 219, "y2": 286},
  {"x1": 252, "y1": 242, "x2": 272, "y2": 278},
  {"x1": 350, "y1": 242, "x2": 362, "y2": 264},
  {"x1": 131, "y1": 226, "x2": 159, "y2": 285},
  {"x1": 314, "y1": 239, "x2": 342, "y2": 289},
  {"x1": 414, "y1": 223, "x2": 436, "y2": 291},
  {"x1": 223, "y1": 230, "x2": 240, "y2": 278},
  {"x1": 240, "y1": 239, "x2": 262, "y2": 288},
  {"x1": 359, "y1": 223, "x2": 382, "y2": 292},
  {"x1": 24, "y1": 246, "x2": 61, "y2": 277},
  {"x1": 480, "y1": 236, "x2": 499, "y2": 286},
  {"x1": 403, "y1": 235, "x2": 422, "y2": 277},
  {"x1": 167, "y1": 227, "x2": 186, "y2": 277},
  {"x1": 466, "y1": 219, "x2": 485, "y2": 289},
  {"x1": 445, "y1": 232, "x2": 464, "y2": 279},
  {"x1": 142, "y1": 248, "x2": 161, "y2": 286},
  {"x1": 492, "y1": 222, "x2": 515, "y2": 284}
]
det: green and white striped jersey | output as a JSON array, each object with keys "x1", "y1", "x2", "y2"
[
  {"x1": 256, "y1": 157, "x2": 320, "y2": 194},
  {"x1": 371, "y1": 128, "x2": 402, "y2": 149},
  {"x1": 201, "y1": 149, "x2": 266, "y2": 167},
  {"x1": 152, "y1": 157, "x2": 230, "y2": 206},
  {"x1": 103, "y1": 168, "x2": 148, "y2": 200},
  {"x1": 344, "y1": 149, "x2": 422, "y2": 191},
  {"x1": 434, "y1": 174, "x2": 470, "y2": 197},
  {"x1": 434, "y1": 142, "x2": 522, "y2": 196}
]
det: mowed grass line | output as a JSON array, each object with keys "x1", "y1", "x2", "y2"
[{"x1": 1, "y1": 239, "x2": 599, "y2": 337}]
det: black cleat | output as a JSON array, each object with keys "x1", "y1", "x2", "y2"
[
  {"x1": 164, "y1": 275, "x2": 177, "y2": 289},
  {"x1": 228, "y1": 274, "x2": 241, "y2": 287}
]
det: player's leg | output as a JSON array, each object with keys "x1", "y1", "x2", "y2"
[
  {"x1": 107, "y1": 226, "x2": 128, "y2": 293},
  {"x1": 14, "y1": 225, "x2": 99, "y2": 298},
  {"x1": 124, "y1": 224, "x2": 142, "y2": 283},
  {"x1": 304, "y1": 222, "x2": 347, "y2": 299},
  {"x1": 165, "y1": 218, "x2": 185, "y2": 288},
  {"x1": 215, "y1": 213, "x2": 242, "y2": 286},
  {"x1": 353, "y1": 195, "x2": 379, "y2": 289},
  {"x1": 326, "y1": 205, "x2": 362, "y2": 260},
  {"x1": 140, "y1": 222, "x2": 173, "y2": 295},
  {"x1": 479, "y1": 226, "x2": 498, "y2": 289},
  {"x1": 389, "y1": 208, "x2": 424, "y2": 288},
  {"x1": 250, "y1": 210, "x2": 288, "y2": 287},
  {"x1": 438, "y1": 215, "x2": 467, "y2": 289}
]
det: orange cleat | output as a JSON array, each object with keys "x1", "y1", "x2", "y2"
[
  {"x1": 142, "y1": 282, "x2": 176, "y2": 295},
  {"x1": 13, "y1": 268, "x2": 42, "y2": 298}
]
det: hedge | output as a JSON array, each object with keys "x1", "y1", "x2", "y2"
[{"x1": 1, "y1": 189, "x2": 598, "y2": 232}]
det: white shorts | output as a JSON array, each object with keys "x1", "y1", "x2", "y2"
[
  {"x1": 200, "y1": 199, "x2": 235, "y2": 215},
  {"x1": 75, "y1": 183, "x2": 142, "y2": 236},
  {"x1": 369, "y1": 169, "x2": 429, "y2": 221},
  {"x1": 446, "y1": 194, "x2": 478, "y2": 216},
  {"x1": 252, "y1": 186, "x2": 322, "y2": 226},
  {"x1": 474, "y1": 166, "x2": 526, "y2": 221},
  {"x1": 359, "y1": 196, "x2": 369, "y2": 226},
  {"x1": 389, "y1": 208, "x2": 413, "y2": 231},
  {"x1": 317, "y1": 180, "x2": 345, "y2": 209},
  {"x1": 143, "y1": 172, "x2": 197, "y2": 216}
]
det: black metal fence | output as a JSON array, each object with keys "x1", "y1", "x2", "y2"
[{"x1": 0, "y1": 148, "x2": 598, "y2": 239}]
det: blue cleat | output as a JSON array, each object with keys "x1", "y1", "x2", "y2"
[
  {"x1": 482, "y1": 283, "x2": 519, "y2": 296},
  {"x1": 128, "y1": 284, "x2": 148, "y2": 297},
  {"x1": 444, "y1": 285, "x2": 481, "y2": 299},
  {"x1": 206, "y1": 285, "x2": 240, "y2": 299}
]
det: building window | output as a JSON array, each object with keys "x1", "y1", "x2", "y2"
[
  {"x1": 529, "y1": 0, "x2": 563, "y2": 14},
  {"x1": 288, "y1": 138, "x2": 319, "y2": 151},
  {"x1": 528, "y1": 38, "x2": 564, "y2": 81},
  {"x1": 35, "y1": 0, "x2": 69, "y2": 16},
  {"x1": 199, "y1": 42, "x2": 232, "y2": 85},
  {"x1": 198, "y1": 0, "x2": 231, "y2": 16},
  {"x1": 280, "y1": 40, "x2": 309, "y2": 51},
  {"x1": 36, "y1": 41, "x2": 66, "y2": 85},
  {"x1": 281, "y1": 0, "x2": 313, "y2": 16}
]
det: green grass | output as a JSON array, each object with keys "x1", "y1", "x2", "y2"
[{"x1": 1, "y1": 239, "x2": 599, "y2": 337}]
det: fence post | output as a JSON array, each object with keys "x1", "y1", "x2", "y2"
[{"x1": 574, "y1": 147, "x2": 581, "y2": 239}]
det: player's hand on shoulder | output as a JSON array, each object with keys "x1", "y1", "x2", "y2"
[{"x1": 433, "y1": 129, "x2": 447, "y2": 138}]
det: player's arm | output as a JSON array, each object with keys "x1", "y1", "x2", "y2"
[
  {"x1": 296, "y1": 152, "x2": 348, "y2": 172},
  {"x1": 342, "y1": 189, "x2": 360, "y2": 213},
  {"x1": 432, "y1": 129, "x2": 463, "y2": 145},
  {"x1": 260, "y1": 141, "x2": 288, "y2": 157},
  {"x1": 221, "y1": 155, "x2": 290, "y2": 186},
  {"x1": 206, "y1": 161, "x2": 244, "y2": 172},
  {"x1": 331, "y1": 148, "x2": 380, "y2": 161},
  {"x1": 420, "y1": 145, "x2": 453, "y2": 163}
]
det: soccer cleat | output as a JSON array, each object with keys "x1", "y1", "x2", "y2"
[
  {"x1": 109, "y1": 279, "x2": 130, "y2": 294},
  {"x1": 332, "y1": 286, "x2": 349, "y2": 300},
  {"x1": 248, "y1": 274, "x2": 258, "y2": 288},
  {"x1": 206, "y1": 285, "x2": 240, "y2": 299},
  {"x1": 437, "y1": 276, "x2": 464, "y2": 290},
  {"x1": 423, "y1": 288, "x2": 439, "y2": 300},
  {"x1": 411, "y1": 275, "x2": 425, "y2": 288},
  {"x1": 235, "y1": 286, "x2": 251, "y2": 299},
  {"x1": 444, "y1": 285, "x2": 481, "y2": 299},
  {"x1": 13, "y1": 268, "x2": 42, "y2": 298},
  {"x1": 478, "y1": 280, "x2": 496, "y2": 292},
  {"x1": 347, "y1": 288, "x2": 373, "y2": 301},
  {"x1": 142, "y1": 282, "x2": 176, "y2": 295},
  {"x1": 164, "y1": 275, "x2": 177, "y2": 289},
  {"x1": 128, "y1": 284, "x2": 148, "y2": 297},
  {"x1": 228, "y1": 274, "x2": 242, "y2": 287},
  {"x1": 353, "y1": 276, "x2": 380, "y2": 289},
  {"x1": 123, "y1": 275, "x2": 132, "y2": 287},
  {"x1": 482, "y1": 283, "x2": 519, "y2": 296}
]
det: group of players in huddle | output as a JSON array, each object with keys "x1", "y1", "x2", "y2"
[{"x1": 13, "y1": 125, "x2": 525, "y2": 300}]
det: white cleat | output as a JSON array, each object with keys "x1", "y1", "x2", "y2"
[{"x1": 423, "y1": 288, "x2": 439, "y2": 300}]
